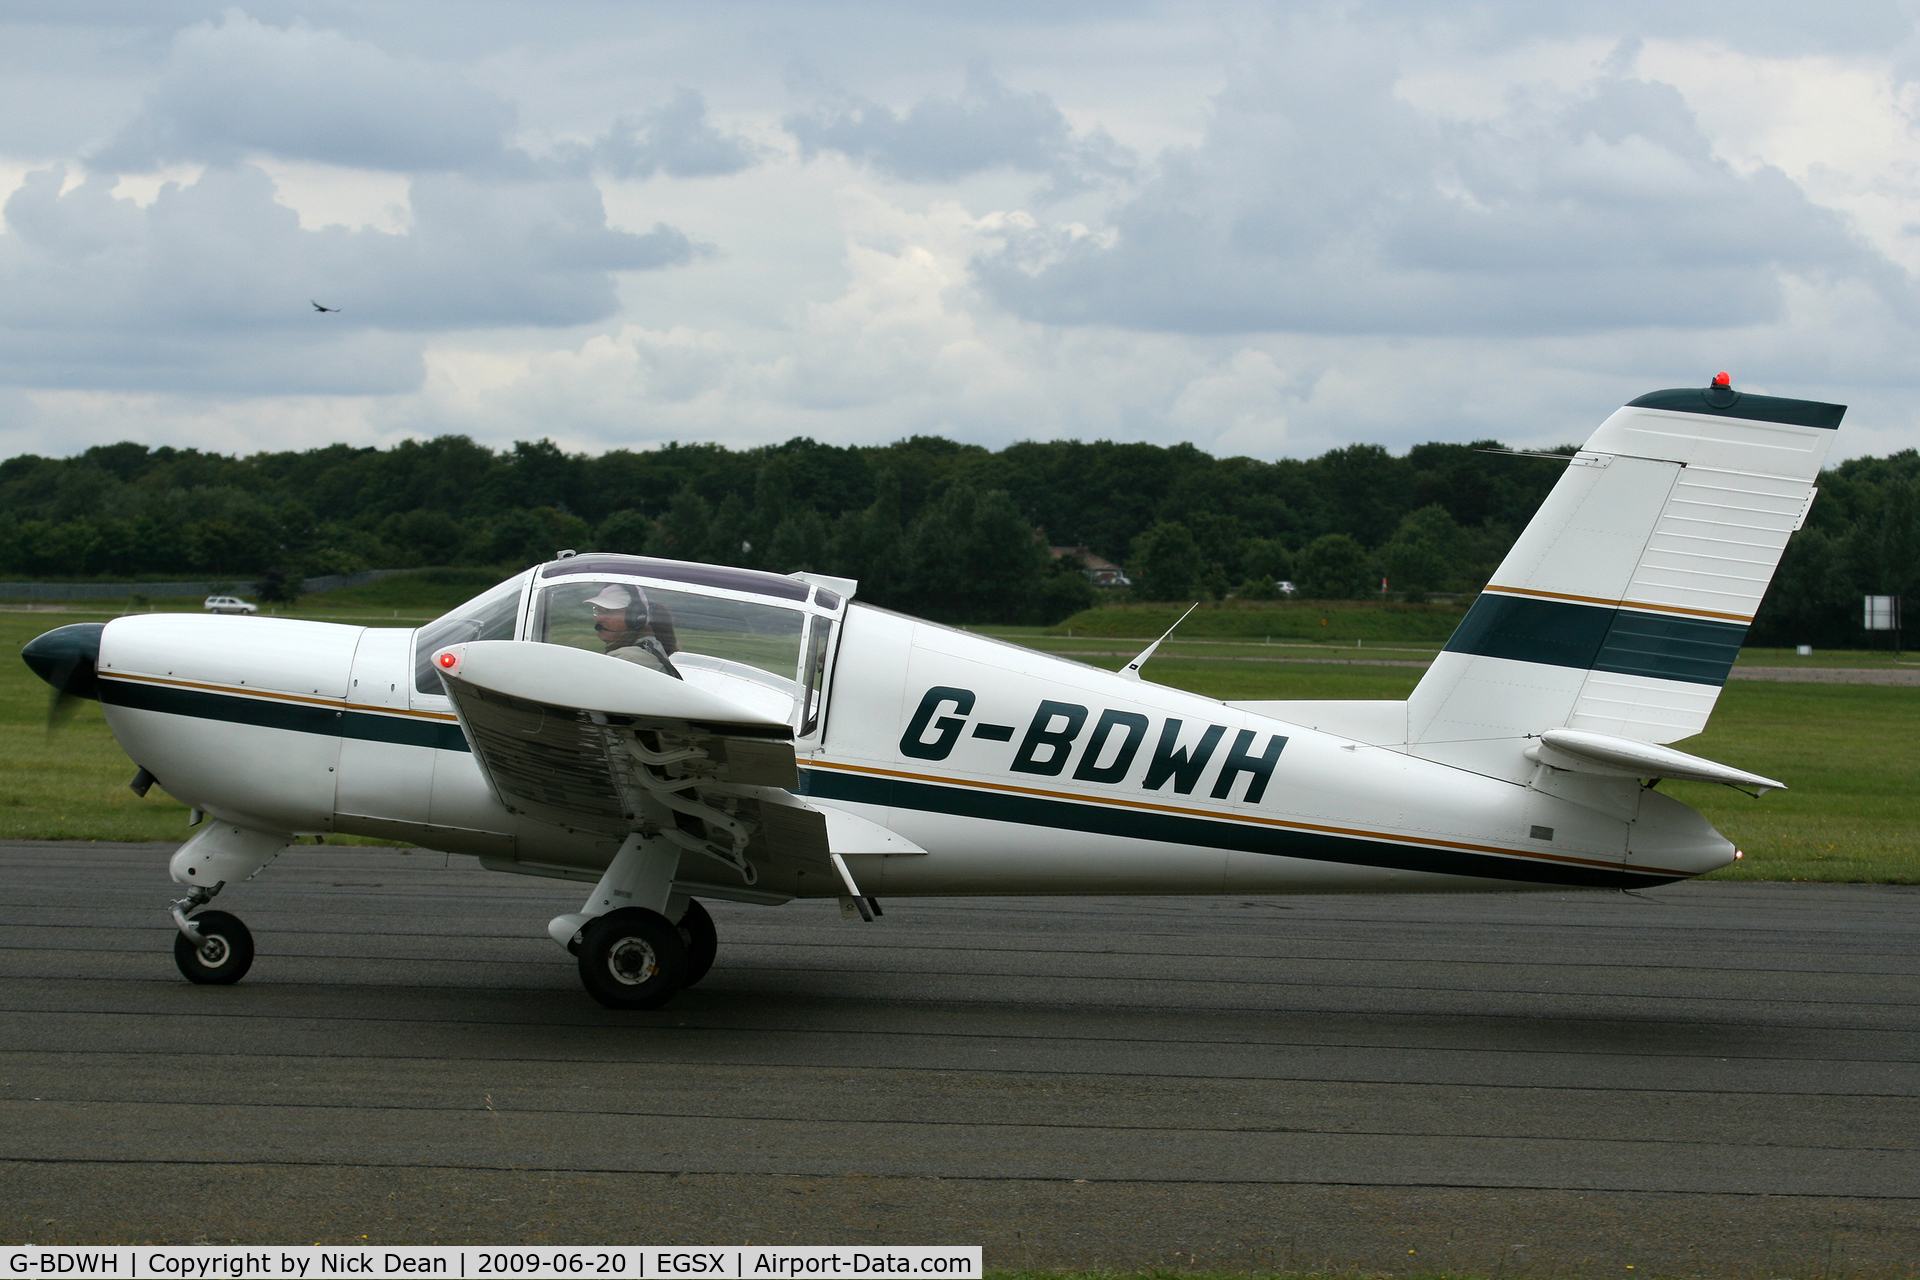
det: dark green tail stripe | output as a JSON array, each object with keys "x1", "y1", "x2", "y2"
[
  {"x1": 1595, "y1": 609, "x2": 1745, "y2": 685},
  {"x1": 99, "y1": 679, "x2": 470, "y2": 752},
  {"x1": 799, "y1": 768, "x2": 1677, "y2": 890},
  {"x1": 1445, "y1": 595, "x2": 1612, "y2": 670},
  {"x1": 1626, "y1": 387, "x2": 1844, "y2": 429},
  {"x1": 1444, "y1": 594, "x2": 1745, "y2": 687}
]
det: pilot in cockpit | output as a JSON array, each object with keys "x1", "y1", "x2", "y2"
[{"x1": 584, "y1": 584, "x2": 682, "y2": 680}]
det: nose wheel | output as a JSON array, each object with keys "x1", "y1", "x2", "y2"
[{"x1": 172, "y1": 909, "x2": 255, "y2": 984}]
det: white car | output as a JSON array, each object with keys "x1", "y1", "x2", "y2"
[{"x1": 203, "y1": 595, "x2": 258, "y2": 615}]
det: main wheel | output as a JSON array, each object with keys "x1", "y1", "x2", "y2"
[
  {"x1": 577, "y1": 908, "x2": 687, "y2": 1010},
  {"x1": 173, "y1": 910, "x2": 254, "y2": 984},
  {"x1": 677, "y1": 899, "x2": 717, "y2": 987}
]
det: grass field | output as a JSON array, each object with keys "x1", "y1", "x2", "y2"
[
  {"x1": 307, "y1": 567, "x2": 508, "y2": 614},
  {"x1": 1051, "y1": 599, "x2": 1469, "y2": 643},
  {"x1": 1, "y1": 610, "x2": 415, "y2": 843},
  {"x1": 4, "y1": 608, "x2": 1914, "y2": 882},
  {"x1": 0, "y1": 567, "x2": 505, "y2": 623}
]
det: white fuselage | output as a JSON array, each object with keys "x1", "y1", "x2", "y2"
[{"x1": 93, "y1": 602, "x2": 1734, "y2": 902}]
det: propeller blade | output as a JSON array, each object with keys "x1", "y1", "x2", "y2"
[
  {"x1": 47, "y1": 684, "x2": 81, "y2": 732},
  {"x1": 23, "y1": 624, "x2": 105, "y2": 733}
]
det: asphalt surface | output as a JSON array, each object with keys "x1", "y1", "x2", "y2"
[{"x1": 0, "y1": 841, "x2": 1914, "y2": 1276}]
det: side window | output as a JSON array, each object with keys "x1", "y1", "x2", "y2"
[
  {"x1": 413, "y1": 576, "x2": 528, "y2": 694},
  {"x1": 532, "y1": 580, "x2": 804, "y2": 685},
  {"x1": 800, "y1": 617, "x2": 834, "y2": 736}
]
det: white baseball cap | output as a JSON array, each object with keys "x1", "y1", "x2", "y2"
[{"x1": 584, "y1": 584, "x2": 643, "y2": 612}]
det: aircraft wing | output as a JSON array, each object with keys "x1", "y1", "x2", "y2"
[{"x1": 432, "y1": 640, "x2": 834, "y2": 888}]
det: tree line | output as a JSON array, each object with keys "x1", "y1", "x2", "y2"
[{"x1": 0, "y1": 432, "x2": 1911, "y2": 640}]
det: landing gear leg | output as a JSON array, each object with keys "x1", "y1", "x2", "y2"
[{"x1": 550, "y1": 833, "x2": 691, "y2": 1009}]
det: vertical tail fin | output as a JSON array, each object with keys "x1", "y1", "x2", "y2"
[{"x1": 1406, "y1": 378, "x2": 1843, "y2": 781}]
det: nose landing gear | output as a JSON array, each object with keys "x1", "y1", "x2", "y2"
[
  {"x1": 162, "y1": 823, "x2": 287, "y2": 985},
  {"x1": 170, "y1": 886, "x2": 255, "y2": 984}
]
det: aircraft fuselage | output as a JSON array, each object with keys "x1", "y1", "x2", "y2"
[{"x1": 86, "y1": 598, "x2": 1728, "y2": 901}]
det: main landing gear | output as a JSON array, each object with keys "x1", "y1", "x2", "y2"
[
  {"x1": 677, "y1": 897, "x2": 717, "y2": 986},
  {"x1": 550, "y1": 834, "x2": 728, "y2": 1010},
  {"x1": 566, "y1": 898, "x2": 717, "y2": 1011},
  {"x1": 576, "y1": 907, "x2": 687, "y2": 1009}
]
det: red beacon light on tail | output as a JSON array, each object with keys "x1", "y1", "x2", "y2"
[{"x1": 1713, "y1": 372, "x2": 1732, "y2": 387}]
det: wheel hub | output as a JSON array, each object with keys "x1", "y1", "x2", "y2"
[
  {"x1": 606, "y1": 937, "x2": 657, "y2": 985},
  {"x1": 196, "y1": 935, "x2": 229, "y2": 966}
]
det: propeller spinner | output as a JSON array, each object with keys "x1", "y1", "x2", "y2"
[{"x1": 22, "y1": 622, "x2": 105, "y2": 729}]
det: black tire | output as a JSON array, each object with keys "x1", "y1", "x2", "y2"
[
  {"x1": 577, "y1": 908, "x2": 687, "y2": 1010},
  {"x1": 677, "y1": 899, "x2": 717, "y2": 987},
  {"x1": 173, "y1": 910, "x2": 254, "y2": 985}
]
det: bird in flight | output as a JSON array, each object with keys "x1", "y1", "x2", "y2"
[{"x1": 311, "y1": 300, "x2": 340, "y2": 312}]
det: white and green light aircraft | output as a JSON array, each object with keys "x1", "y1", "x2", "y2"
[{"x1": 23, "y1": 376, "x2": 1841, "y2": 1010}]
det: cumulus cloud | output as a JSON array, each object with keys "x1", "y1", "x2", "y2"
[
  {"x1": 593, "y1": 88, "x2": 762, "y2": 180},
  {"x1": 4, "y1": 2, "x2": 1918, "y2": 461},
  {"x1": 0, "y1": 10, "x2": 724, "y2": 398},
  {"x1": 375, "y1": 196, "x2": 1209, "y2": 455},
  {"x1": 0, "y1": 162, "x2": 694, "y2": 393},
  {"x1": 786, "y1": 62, "x2": 1133, "y2": 191},
  {"x1": 1354, "y1": 0, "x2": 1914, "y2": 58},
  {"x1": 91, "y1": 11, "x2": 517, "y2": 174},
  {"x1": 977, "y1": 22, "x2": 1912, "y2": 337}
]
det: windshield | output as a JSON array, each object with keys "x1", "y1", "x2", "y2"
[
  {"x1": 413, "y1": 572, "x2": 530, "y2": 695},
  {"x1": 531, "y1": 579, "x2": 806, "y2": 686}
]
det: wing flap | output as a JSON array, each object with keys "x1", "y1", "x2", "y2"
[
  {"x1": 711, "y1": 737, "x2": 799, "y2": 788},
  {"x1": 728, "y1": 786, "x2": 833, "y2": 875},
  {"x1": 820, "y1": 805, "x2": 927, "y2": 855}
]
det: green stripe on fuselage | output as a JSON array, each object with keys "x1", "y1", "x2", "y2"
[
  {"x1": 797, "y1": 766, "x2": 1676, "y2": 889},
  {"x1": 98, "y1": 679, "x2": 470, "y2": 752}
]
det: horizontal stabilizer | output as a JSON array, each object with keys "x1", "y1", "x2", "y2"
[{"x1": 1525, "y1": 728, "x2": 1784, "y2": 792}]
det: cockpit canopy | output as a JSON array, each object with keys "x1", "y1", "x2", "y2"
[{"x1": 413, "y1": 555, "x2": 847, "y2": 734}]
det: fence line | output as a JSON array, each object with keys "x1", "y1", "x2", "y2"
[{"x1": 0, "y1": 569, "x2": 407, "y2": 600}]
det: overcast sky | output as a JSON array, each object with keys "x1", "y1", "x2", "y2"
[{"x1": 3, "y1": 1, "x2": 1918, "y2": 464}]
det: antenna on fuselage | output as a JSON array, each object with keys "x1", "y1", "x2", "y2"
[{"x1": 1118, "y1": 602, "x2": 1199, "y2": 683}]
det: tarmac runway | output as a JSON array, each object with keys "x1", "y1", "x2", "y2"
[{"x1": 0, "y1": 840, "x2": 1914, "y2": 1276}]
